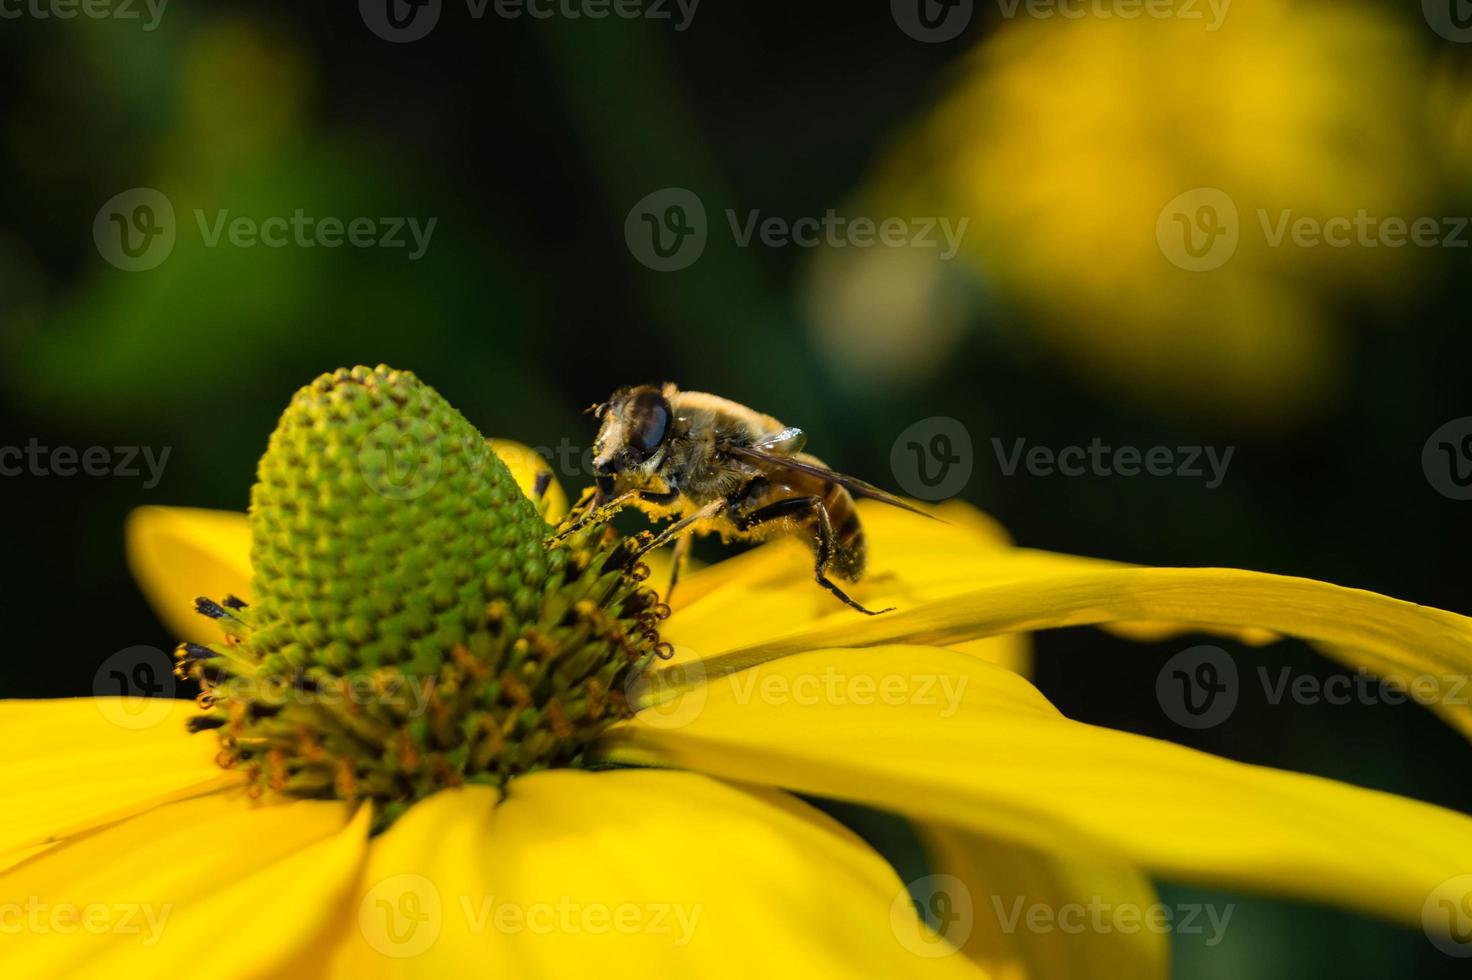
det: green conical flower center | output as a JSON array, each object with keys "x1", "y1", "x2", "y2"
[{"x1": 177, "y1": 366, "x2": 667, "y2": 830}]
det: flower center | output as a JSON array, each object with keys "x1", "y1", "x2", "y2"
[{"x1": 176, "y1": 366, "x2": 667, "y2": 830}]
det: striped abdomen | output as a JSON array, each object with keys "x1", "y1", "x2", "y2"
[
  {"x1": 765, "y1": 462, "x2": 866, "y2": 583},
  {"x1": 820, "y1": 476, "x2": 866, "y2": 582}
]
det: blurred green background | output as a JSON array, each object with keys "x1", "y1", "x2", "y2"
[{"x1": 3, "y1": 1, "x2": 1471, "y2": 976}]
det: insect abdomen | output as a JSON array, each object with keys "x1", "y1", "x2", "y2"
[{"x1": 820, "y1": 479, "x2": 865, "y2": 582}]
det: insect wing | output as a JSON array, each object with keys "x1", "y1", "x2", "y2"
[
  {"x1": 723, "y1": 443, "x2": 943, "y2": 521},
  {"x1": 750, "y1": 426, "x2": 807, "y2": 455}
]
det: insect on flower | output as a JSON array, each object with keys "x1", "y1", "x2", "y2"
[{"x1": 553, "y1": 383, "x2": 937, "y2": 615}]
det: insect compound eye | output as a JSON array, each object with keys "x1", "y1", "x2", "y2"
[{"x1": 627, "y1": 389, "x2": 671, "y2": 459}]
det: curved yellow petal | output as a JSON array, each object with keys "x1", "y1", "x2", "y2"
[
  {"x1": 665, "y1": 566, "x2": 1472, "y2": 739},
  {"x1": 488, "y1": 439, "x2": 569, "y2": 523},
  {"x1": 126, "y1": 506, "x2": 252, "y2": 644},
  {"x1": 664, "y1": 502, "x2": 1271, "y2": 671},
  {"x1": 600, "y1": 645, "x2": 1472, "y2": 933},
  {"x1": 328, "y1": 771, "x2": 990, "y2": 978},
  {"x1": 664, "y1": 500, "x2": 1015, "y2": 660},
  {"x1": 0, "y1": 698, "x2": 239, "y2": 859},
  {"x1": 919, "y1": 825, "x2": 1168, "y2": 980},
  {"x1": 0, "y1": 788, "x2": 364, "y2": 978}
]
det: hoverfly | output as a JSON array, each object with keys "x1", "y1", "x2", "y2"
[{"x1": 553, "y1": 383, "x2": 934, "y2": 615}]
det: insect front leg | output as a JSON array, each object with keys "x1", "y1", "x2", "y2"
[
  {"x1": 630, "y1": 497, "x2": 727, "y2": 560},
  {"x1": 551, "y1": 489, "x2": 639, "y2": 542},
  {"x1": 551, "y1": 487, "x2": 683, "y2": 543},
  {"x1": 733, "y1": 496, "x2": 894, "y2": 616}
]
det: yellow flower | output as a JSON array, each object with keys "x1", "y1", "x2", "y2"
[
  {"x1": 806, "y1": 0, "x2": 1461, "y2": 424},
  {"x1": 6, "y1": 367, "x2": 1472, "y2": 977}
]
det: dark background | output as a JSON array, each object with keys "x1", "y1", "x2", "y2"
[{"x1": 2, "y1": 2, "x2": 1470, "y2": 976}]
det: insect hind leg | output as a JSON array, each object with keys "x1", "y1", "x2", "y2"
[{"x1": 734, "y1": 495, "x2": 894, "y2": 616}]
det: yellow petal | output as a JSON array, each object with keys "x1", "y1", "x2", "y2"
[
  {"x1": 600, "y1": 645, "x2": 1472, "y2": 932},
  {"x1": 328, "y1": 771, "x2": 989, "y2": 978},
  {"x1": 0, "y1": 698, "x2": 239, "y2": 859},
  {"x1": 126, "y1": 506, "x2": 251, "y2": 644},
  {"x1": 664, "y1": 501, "x2": 1270, "y2": 671},
  {"x1": 919, "y1": 825, "x2": 1168, "y2": 980},
  {"x1": 0, "y1": 788, "x2": 364, "y2": 978},
  {"x1": 488, "y1": 439, "x2": 569, "y2": 523},
  {"x1": 664, "y1": 499, "x2": 1015, "y2": 659},
  {"x1": 666, "y1": 565, "x2": 1472, "y2": 739}
]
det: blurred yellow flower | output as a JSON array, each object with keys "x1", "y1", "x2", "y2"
[{"x1": 808, "y1": 1, "x2": 1463, "y2": 424}]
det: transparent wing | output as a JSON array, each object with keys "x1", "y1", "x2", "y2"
[
  {"x1": 750, "y1": 426, "x2": 807, "y2": 455},
  {"x1": 723, "y1": 443, "x2": 944, "y2": 522}
]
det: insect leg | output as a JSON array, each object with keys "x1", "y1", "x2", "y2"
[
  {"x1": 667, "y1": 533, "x2": 693, "y2": 604},
  {"x1": 631, "y1": 498, "x2": 727, "y2": 560},
  {"x1": 550, "y1": 489, "x2": 640, "y2": 542},
  {"x1": 564, "y1": 485, "x2": 599, "y2": 520},
  {"x1": 734, "y1": 497, "x2": 894, "y2": 616}
]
